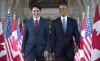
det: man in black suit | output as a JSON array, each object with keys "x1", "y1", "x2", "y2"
[
  {"x1": 22, "y1": 4, "x2": 50, "y2": 61},
  {"x1": 51, "y1": 2, "x2": 80, "y2": 61}
]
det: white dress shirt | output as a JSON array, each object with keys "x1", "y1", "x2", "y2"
[
  {"x1": 33, "y1": 16, "x2": 40, "y2": 25},
  {"x1": 61, "y1": 16, "x2": 67, "y2": 30}
]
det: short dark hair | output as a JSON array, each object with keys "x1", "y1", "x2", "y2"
[
  {"x1": 31, "y1": 4, "x2": 41, "y2": 11},
  {"x1": 59, "y1": 2, "x2": 68, "y2": 7}
]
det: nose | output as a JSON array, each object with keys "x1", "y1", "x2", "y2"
[{"x1": 34, "y1": 12, "x2": 38, "y2": 15}]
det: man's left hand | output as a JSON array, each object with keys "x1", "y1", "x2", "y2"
[{"x1": 74, "y1": 45, "x2": 79, "y2": 53}]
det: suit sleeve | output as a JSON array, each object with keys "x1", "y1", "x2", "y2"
[
  {"x1": 22, "y1": 21, "x2": 28, "y2": 53},
  {"x1": 73, "y1": 20, "x2": 80, "y2": 47},
  {"x1": 45, "y1": 21, "x2": 51, "y2": 51},
  {"x1": 51, "y1": 21, "x2": 56, "y2": 53}
]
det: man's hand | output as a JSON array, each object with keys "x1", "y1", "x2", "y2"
[
  {"x1": 51, "y1": 53, "x2": 56, "y2": 61},
  {"x1": 44, "y1": 50, "x2": 49, "y2": 57},
  {"x1": 74, "y1": 45, "x2": 79, "y2": 53},
  {"x1": 21, "y1": 52, "x2": 25, "y2": 58}
]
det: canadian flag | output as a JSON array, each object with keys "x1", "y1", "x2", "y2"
[
  {"x1": 74, "y1": 16, "x2": 85, "y2": 61},
  {"x1": 91, "y1": 4, "x2": 100, "y2": 61},
  {"x1": 0, "y1": 18, "x2": 7, "y2": 61},
  {"x1": 11, "y1": 15, "x2": 23, "y2": 61}
]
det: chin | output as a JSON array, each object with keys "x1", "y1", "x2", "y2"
[
  {"x1": 35, "y1": 16, "x2": 39, "y2": 18},
  {"x1": 60, "y1": 14, "x2": 64, "y2": 16}
]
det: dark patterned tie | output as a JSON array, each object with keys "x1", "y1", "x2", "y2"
[{"x1": 34, "y1": 19, "x2": 38, "y2": 31}]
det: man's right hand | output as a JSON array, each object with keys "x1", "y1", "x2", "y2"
[{"x1": 51, "y1": 53, "x2": 56, "y2": 61}]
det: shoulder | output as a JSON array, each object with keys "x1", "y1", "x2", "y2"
[
  {"x1": 40, "y1": 17, "x2": 49, "y2": 24},
  {"x1": 52, "y1": 17, "x2": 60, "y2": 23},
  {"x1": 68, "y1": 17, "x2": 76, "y2": 21},
  {"x1": 24, "y1": 18, "x2": 32, "y2": 24},
  {"x1": 40, "y1": 17, "x2": 47, "y2": 21},
  {"x1": 68, "y1": 17, "x2": 77, "y2": 23}
]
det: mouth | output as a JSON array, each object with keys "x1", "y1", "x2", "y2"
[{"x1": 60, "y1": 11, "x2": 64, "y2": 14}]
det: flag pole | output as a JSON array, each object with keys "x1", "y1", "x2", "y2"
[
  {"x1": 22, "y1": 21, "x2": 24, "y2": 26},
  {"x1": 8, "y1": 9, "x2": 10, "y2": 13},
  {"x1": 77, "y1": 17, "x2": 79, "y2": 24},
  {"x1": 13, "y1": 14, "x2": 15, "y2": 19},
  {"x1": 18, "y1": 18, "x2": 20, "y2": 25},
  {"x1": 97, "y1": 0, "x2": 98, "y2": 3},
  {"x1": 83, "y1": 12, "x2": 85, "y2": 19},
  {"x1": 87, "y1": 6, "x2": 89, "y2": 15}
]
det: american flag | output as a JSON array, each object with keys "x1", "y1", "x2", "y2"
[
  {"x1": 83, "y1": 14, "x2": 92, "y2": 61},
  {"x1": 5, "y1": 10, "x2": 13, "y2": 61},
  {"x1": 17, "y1": 25, "x2": 21, "y2": 41},
  {"x1": 16, "y1": 24, "x2": 24, "y2": 61},
  {"x1": 17, "y1": 25, "x2": 22, "y2": 50},
  {"x1": 85, "y1": 15, "x2": 92, "y2": 38}
]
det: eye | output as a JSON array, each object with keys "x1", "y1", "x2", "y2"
[
  {"x1": 63, "y1": 8, "x2": 65, "y2": 10},
  {"x1": 37, "y1": 10, "x2": 40, "y2": 12},
  {"x1": 59, "y1": 8, "x2": 61, "y2": 10}
]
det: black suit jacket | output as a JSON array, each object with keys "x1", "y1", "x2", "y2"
[
  {"x1": 22, "y1": 17, "x2": 50, "y2": 56},
  {"x1": 51, "y1": 17, "x2": 80, "y2": 57}
]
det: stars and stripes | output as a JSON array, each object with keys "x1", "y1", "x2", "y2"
[
  {"x1": 85, "y1": 15, "x2": 92, "y2": 38},
  {"x1": 17, "y1": 24, "x2": 22, "y2": 51},
  {"x1": 17, "y1": 25, "x2": 21, "y2": 41},
  {"x1": 5, "y1": 11, "x2": 13, "y2": 61},
  {"x1": 83, "y1": 14, "x2": 92, "y2": 61}
]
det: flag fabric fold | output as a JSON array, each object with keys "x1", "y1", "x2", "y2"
[
  {"x1": 91, "y1": 4, "x2": 100, "y2": 61},
  {"x1": 0, "y1": 18, "x2": 7, "y2": 61}
]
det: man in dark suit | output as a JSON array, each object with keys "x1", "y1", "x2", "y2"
[
  {"x1": 22, "y1": 4, "x2": 50, "y2": 61},
  {"x1": 51, "y1": 2, "x2": 80, "y2": 61}
]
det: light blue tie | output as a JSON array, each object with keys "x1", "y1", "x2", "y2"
[{"x1": 62, "y1": 18, "x2": 66, "y2": 33}]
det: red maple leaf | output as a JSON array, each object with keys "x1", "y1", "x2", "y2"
[
  {"x1": 12, "y1": 36, "x2": 18, "y2": 51},
  {"x1": 92, "y1": 29, "x2": 100, "y2": 50},
  {"x1": 0, "y1": 34, "x2": 4, "y2": 43},
  {"x1": 0, "y1": 44, "x2": 4, "y2": 52}
]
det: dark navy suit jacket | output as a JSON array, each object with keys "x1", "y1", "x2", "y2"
[
  {"x1": 22, "y1": 17, "x2": 50, "y2": 56},
  {"x1": 51, "y1": 17, "x2": 80, "y2": 57}
]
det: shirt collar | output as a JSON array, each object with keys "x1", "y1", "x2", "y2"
[
  {"x1": 61, "y1": 16, "x2": 67, "y2": 21},
  {"x1": 33, "y1": 16, "x2": 40, "y2": 21}
]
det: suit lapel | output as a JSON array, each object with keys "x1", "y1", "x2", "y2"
[
  {"x1": 30, "y1": 18, "x2": 35, "y2": 33},
  {"x1": 66, "y1": 17, "x2": 70, "y2": 34},
  {"x1": 58, "y1": 17, "x2": 65, "y2": 34}
]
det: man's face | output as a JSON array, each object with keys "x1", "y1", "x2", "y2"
[
  {"x1": 31, "y1": 7, "x2": 41, "y2": 18},
  {"x1": 59, "y1": 5, "x2": 68, "y2": 17}
]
